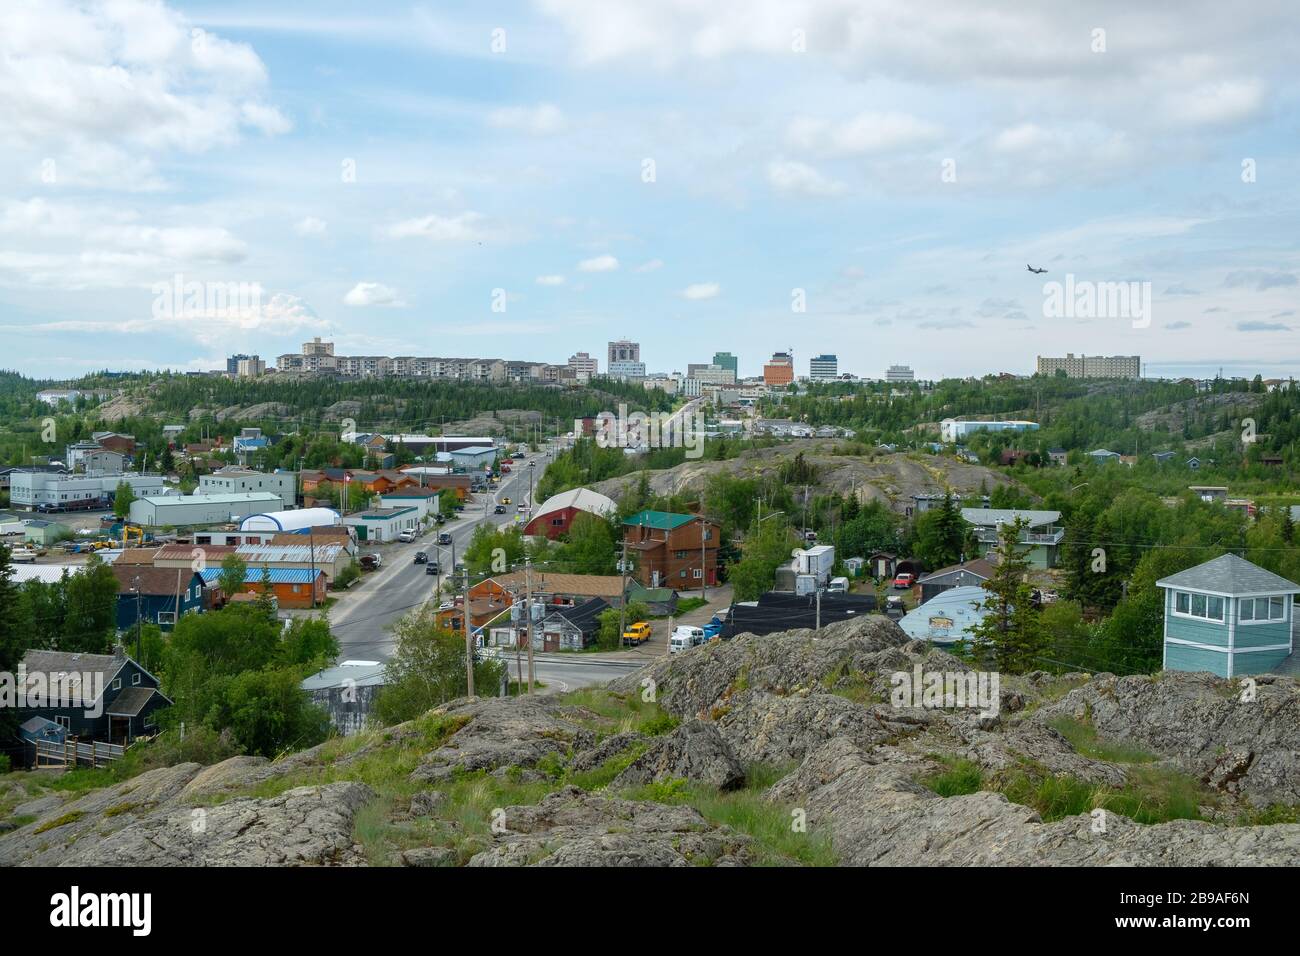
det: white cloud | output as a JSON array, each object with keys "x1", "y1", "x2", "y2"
[
  {"x1": 767, "y1": 158, "x2": 844, "y2": 197},
  {"x1": 382, "y1": 211, "x2": 490, "y2": 241},
  {"x1": 536, "y1": 274, "x2": 566, "y2": 285},
  {"x1": 786, "y1": 112, "x2": 942, "y2": 157},
  {"x1": 343, "y1": 282, "x2": 406, "y2": 307},
  {"x1": 295, "y1": 216, "x2": 328, "y2": 237},
  {"x1": 578, "y1": 254, "x2": 619, "y2": 272},
  {"x1": 634, "y1": 258, "x2": 664, "y2": 272},
  {"x1": 487, "y1": 103, "x2": 567, "y2": 135},
  {"x1": 682, "y1": 282, "x2": 720, "y2": 300}
]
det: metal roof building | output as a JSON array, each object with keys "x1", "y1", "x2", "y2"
[{"x1": 130, "y1": 492, "x2": 283, "y2": 528}]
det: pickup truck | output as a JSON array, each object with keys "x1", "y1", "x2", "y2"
[
  {"x1": 621, "y1": 621, "x2": 652, "y2": 646},
  {"x1": 893, "y1": 572, "x2": 915, "y2": 589}
]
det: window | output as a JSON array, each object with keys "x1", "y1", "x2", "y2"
[
  {"x1": 56, "y1": 715, "x2": 70, "y2": 730},
  {"x1": 132, "y1": 673, "x2": 142, "y2": 686},
  {"x1": 112, "y1": 678, "x2": 121, "y2": 691},
  {"x1": 1240, "y1": 596, "x2": 1287, "y2": 623},
  {"x1": 693, "y1": 569, "x2": 702, "y2": 579},
  {"x1": 1173, "y1": 590, "x2": 1223, "y2": 622}
]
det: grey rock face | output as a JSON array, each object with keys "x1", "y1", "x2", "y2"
[
  {"x1": 568, "y1": 731, "x2": 646, "y2": 773},
  {"x1": 1032, "y1": 671, "x2": 1300, "y2": 806},
  {"x1": 467, "y1": 787, "x2": 753, "y2": 866},
  {"x1": 613, "y1": 720, "x2": 745, "y2": 790},
  {"x1": 411, "y1": 695, "x2": 596, "y2": 783},
  {"x1": 771, "y1": 738, "x2": 1300, "y2": 866},
  {"x1": 401, "y1": 846, "x2": 455, "y2": 867},
  {"x1": 409, "y1": 790, "x2": 447, "y2": 817}
]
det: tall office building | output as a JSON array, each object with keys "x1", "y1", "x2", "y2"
[
  {"x1": 1036, "y1": 354, "x2": 1140, "y2": 380},
  {"x1": 763, "y1": 350, "x2": 795, "y2": 387},
  {"x1": 227, "y1": 354, "x2": 251, "y2": 375},
  {"x1": 608, "y1": 339, "x2": 640, "y2": 365},
  {"x1": 712, "y1": 351, "x2": 739, "y2": 377},
  {"x1": 886, "y1": 364, "x2": 915, "y2": 383},
  {"x1": 810, "y1": 354, "x2": 838, "y2": 381}
]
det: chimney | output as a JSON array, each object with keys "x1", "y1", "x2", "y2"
[{"x1": 111, "y1": 642, "x2": 127, "y2": 660}]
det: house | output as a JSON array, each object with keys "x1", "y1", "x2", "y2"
[
  {"x1": 15, "y1": 647, "x2": 172, "y2": 751},
  {"x1": 917, "y1": 558, "x2": 996, "y2": 603},
  {"x1": 625, "y1": 580, "x2": 678, "y2": 615},
  {"x1": 1152, "y1": 451, "x2": 1176, "y2": 464},
  {"x1": 622, "y1": 509, "x2": 720, "y2": 591},
  {"x1": 1189, "y1": 485, "x2": 1229, "y2": 502},
  {"x1": 91, "y1": 432, "x2": 137, "y2": 457},
  {"x1": 999, "y1": 448, "x2": 1030, "y2": 466},
  {"x1": 395, "y1": 471, "x2": 473, "y2": 500},
  {"x1": 376, "y1": 488, "x2": 440, "y2": 520},
  {"x1": 1186, "y1": 457, "x2": 1202, "y2": 470},
  {"x1": 1157, "y1": 554, "x2": 1298, "y2": 677},
  {"x1": 842, "y1": 556, "x2": 866, "y2": 577},
  {"x1": 961, "y1": 508, "x2": 1063, "y2": 569},
  {"x1": 448, "y1": 445, "x2": 498, "y2": 471},
  {"x1": 898, "y1": 586, "x2": 993, "y2": 645},
  {"x1": 110, "y1": 565, "x2": 206, "y2": 630},
  {"x1": 523, "y1": 487, "x2": 616, "y2": 539},
  {"x1": 301, "y1": 660, "x2": 388, "y2": 736},
  {"x1": 866, "y1": 552, "x2": 898, "y2": 580},
  {"x1": 342, "y1": 506, "x2": 420, "y2": 542},
  {"x1": 199, "y1": 567, "x2": 327, "y2": 609},
  {"x1": 1088, "y1": 449, "x2": 1122, "y2": 464},
  {"x1": 470, "y1": 572, "x2": 627, "y2": 608},
  {"x1": 199, "y1": 468, "x2": 295, "y2": 510},
  {"x1": 533, "y1": 597, "x2": 610, "y2": 651},
  {"x1": 22, "y1": 518, "x2": 68, "y2": 547},
  {"x1": 1047, "y1": 448, "x2": 1068, "y2": 466}
]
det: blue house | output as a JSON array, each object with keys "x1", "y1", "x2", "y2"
[
  {"x1": 109, "y1": 565, "x2": 206, "y2": 631},
  {"x1": 1157, "y1": 554, "x2": 1299, "y2": 677}
]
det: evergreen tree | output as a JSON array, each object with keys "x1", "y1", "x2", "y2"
[{"x1": 968, "y1": 518, "x2": 1047, "y2": 673}]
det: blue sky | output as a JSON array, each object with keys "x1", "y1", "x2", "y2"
[{"x1": 1, "y1": 0, "x2": 1298, "y2": 380}]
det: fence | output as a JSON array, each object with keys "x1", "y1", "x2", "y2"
[{"x1": 34, "y1": 736, "x2": 125, "y2": 770}]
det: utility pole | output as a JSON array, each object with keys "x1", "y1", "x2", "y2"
[
  {"x1": 618, "y1": 536, "x2": 629, "y2": 643},
  {"x1": 525, "y1": 556, "x2": 535, "y2": 694},
  {"x1": 463, "y1": 566, "x2": 474, "y2": 697},
  {"x1": 815, "y1": 587, "x2": 822, "y2": 631}
]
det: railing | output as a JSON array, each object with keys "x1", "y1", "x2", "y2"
[
  {"x1": 974, "y1": 529, "x2": 1064, "y2": 546},
  {"x1": 34, "y1": 736, "x2": 125, "y2": 769}
]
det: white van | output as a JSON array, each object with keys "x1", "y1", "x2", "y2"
[
  {"x1": 398, "y1": 529, "x2": 417, "y2": 543},
  {"x1": 669, "y1": 625, "x2": 706, "y2": 654},
  {"x1": 827, "y1": 576, "x2": 850, "y2": 595}
]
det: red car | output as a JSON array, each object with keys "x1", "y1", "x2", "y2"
[{"x1": 893, "y1": 572, "x2": 915, "y2": 589}]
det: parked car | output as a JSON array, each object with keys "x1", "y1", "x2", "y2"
[
  {"x1": 398, "y1": 529, "x2": 417, "y2": 543},
  {"x1": 669, "y1": 625, "x2": 706, "y2": 654},
  {"x1": 622, "y1": 621, "x2": 652, "y2": 646},
  {"x1": 501, "y1": 497, "x2": 511, "y2": 506},
  {"x1": 885, "y1": 595, "x2": 905, "y2": 619},
  {"x1": 359, "y1": 553, "x2": 381, "y2": 570},
  {"x1": 9, "y1": 547, "x2": 38, "y2": 563},
  {"x1": 893, "y1": 572, "x2": 915, "y2": 589},
  {"x1": 437, "y1": 532, "x2": 452, "y2": 545},
  {"x1": 413, "y1": 550, "x2": 428, "y2": 564}
]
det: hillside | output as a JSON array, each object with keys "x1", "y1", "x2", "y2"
[
  {"x1": 590, "y1": 440, "x2": 1017, "y2": 512},
  {"x1": 3, "y1": 617, "x2": 1297, "y2": 867}
]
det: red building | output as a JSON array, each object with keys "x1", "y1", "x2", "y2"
[
  {"x1": 523, "y1": 488, "x2": 616, "y2": 539},
  {"x1": 621, "y1": 510, "x2": 720, "y2": 591}
]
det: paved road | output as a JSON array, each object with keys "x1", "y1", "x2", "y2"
[{"x1": 329, "y1": 452, "x2": 545, "y2": 661}]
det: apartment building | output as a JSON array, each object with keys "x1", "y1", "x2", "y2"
[
  {"x1": 810, "y1": 354, "x2": 838, "y2": 381},
  {"x1": 1036, "y1": 353, "x2": 1140, "y2": 380},
  {"x1": 886, "y1": 364, "x2": 915, "y2": 383},
  {"x1": 686, "y1": 363, "x2": 737, "y2": 386},
  {"x1": 568, "y1": 352, "x2": 599, "y2": 377}
]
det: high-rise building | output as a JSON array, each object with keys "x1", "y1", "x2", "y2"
[
  {"x1": 1036, "y1": 354, "x2": 1140, "y2": 380},
  {"x1": 303, "y1": 337, "x2": 335, "y2": 357},
  {"x1": 810, "y1": 354, "x2": 838, "y2": 381},
  {"x1": 886, "y1": 364, "x2": 915, "y2": 383},
  {"x1": 712, "y1": 351, "x2": 739, "y2": 377},
  {"x1": 227, "y1": 354, "x2": 252, "y2": 375},
  {"x1": 763, "y1": 351, "x2": 795, "y2": 387},
  {"x1": 608, "y1": 360, "x2": 646, "y2": 379},
  {"x1": 236, "y1": 356, "x2": 266, "y2": 377},
  {"x1": 568, "y1": 352, "x2": 599, "y2": 376},
  {"x1": 687, "y1": 363, "x2": 736, "y2": 385},
  {"x1": 608, "y1": 339, "x2": 640, "y2": 366}
]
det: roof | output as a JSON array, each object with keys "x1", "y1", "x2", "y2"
[
  {"x1": 961, "y1": 508, "x2": 1060, "y2": 528},
  {"x1": 109, "y1": 565, "x2": 203, "y2": 595},
  {"x1": 137, "y1": 492, "x2": 282, "y2": 506},
  {"x1": 236, "y1": 543, "x2": 345, "y2": 563},
  {"x1": 239, "y1": 508, "x2": 341, "y2": 532},
  {"x1": 451, "y1": 445, "x2": 496, "y2": 455},
  {"x1": 530, "y1": 487, "x2": 616, "y2": 522},
  {"x1": 199, "y1": 567, "x2": 325, "y2": 585},
  {"x1": 19, "y1": 649, "x2": 139, "y2": 704},
  {"x1": 898, "y1": 586, "x2": 993, "y2": 644},
  {"x1": 9, "y1": 564, "x2": 89, "y2": 584},
  {"x1": 918, "y1": 558, "x2": 997, "y2": 584},
  {"x1": 301, "y1": 660, "x2": 388, "y2": 691},
  {"x1": 544, "y1": 597, "x2": 610, "y2": 631},
  {"x1": 345, "y1": 507, "x2": 417, "y2": 519},
  {"x1": 622, "y1": 509, "x2": 698, "y2": 530},
  {"x1": 1155, "y1": 553, "x2": 1300, "y2": 597},
  {"x1": 480, "y1": 571, "x2": 626, "y2": 598},
  {"x1": 106, "y1": 686, "x2": 169, "y2": 717}
]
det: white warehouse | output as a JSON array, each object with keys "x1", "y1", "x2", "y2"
[
  {"x1": 130, "y1": 492, "x2": 284, "y2": 528},
  {"x1": 939, "y1": 419, "x2": 1039, "y2": 443},
  {"x1": 199, "y1": 468, "x2": 296, "y2": 510}
]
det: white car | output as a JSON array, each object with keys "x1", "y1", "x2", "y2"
[
  {"x1": 669, "y1": 625, "x2": 706, "y2": 654},
  {"x1": 397, "y1": 529, "x2": 417, "y2": 543},
  {"x1": 9, "y1": 547, "x2": 38, "y2": 563}
]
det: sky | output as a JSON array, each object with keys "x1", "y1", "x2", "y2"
[{"x1": 1, "y1": 0, "x2": 1298, "y2": 381}]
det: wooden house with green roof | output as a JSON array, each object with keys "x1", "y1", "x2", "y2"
[{"x1": 621, "y1": 509, "x2": 720, "y2": 591}]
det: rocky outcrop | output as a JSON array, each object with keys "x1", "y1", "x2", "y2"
[
  {"x1": 1032, "y1": 671, "x2": 1300, "y2": 806},
  {"x1": 467, "y1": 787, "x2": 753, "y2": 866},
  {"x1": 0, "y1": 764, "x2": 369, "y2": 867},
  {"x1": 770, "y1": 738, "x2": 1300, "y2": 866},
  {"x1": 613, "y1": 720, "x2": 745, "y2": 790},
  {"x1": 410, "y1": 695, "x2": 597, "y2": 783}
]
